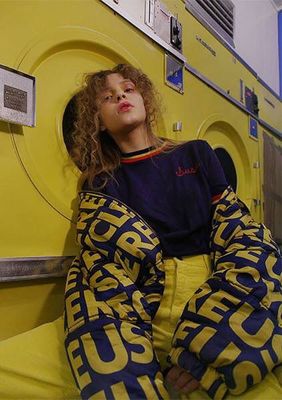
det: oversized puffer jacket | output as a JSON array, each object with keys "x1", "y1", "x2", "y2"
[
  {"x1": 64, "y1": 187, "x2": 282, "y2": 400},
  {"x1": 169, "y1": 187, "x2": 282, "y2": 399},
  {"x1": 64, "y1": 191, "x2": 168, "y2": 399}
]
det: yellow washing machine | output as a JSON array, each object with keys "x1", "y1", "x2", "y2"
[{"x1": 0, "y1": 0, "x2": 168, "y2": 338}]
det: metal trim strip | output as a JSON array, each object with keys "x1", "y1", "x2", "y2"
[{"x1": 0, "y1": 256, "x2": 74, "y2": 282}]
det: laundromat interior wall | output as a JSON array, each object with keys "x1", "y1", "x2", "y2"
[{"x1": 0, "y1": 0, "x2": 281, "y2": 340}]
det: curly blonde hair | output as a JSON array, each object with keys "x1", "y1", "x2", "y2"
[{"x1": 71, "y1": 63, "x2": 174, "y2": 189}]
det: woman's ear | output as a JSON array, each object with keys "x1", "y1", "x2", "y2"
[
  {"x1": 98, "y1": 117, "x2": 106, "y2": 132},
  {"x1": 98, "y1": 113, "x2": 106, "y2": 131}
]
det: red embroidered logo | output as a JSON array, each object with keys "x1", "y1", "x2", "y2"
[{"x1": 176, "y1": 165, "x2": 199, "y2": 176}]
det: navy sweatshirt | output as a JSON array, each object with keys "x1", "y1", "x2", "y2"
[{"x1": 84, "y1": 140, "x2": 228, "y2": 257}]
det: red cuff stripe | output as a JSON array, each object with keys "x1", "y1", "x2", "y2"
[{"x1": 212, "y1": 193, "x2": 223, "y2": 204}]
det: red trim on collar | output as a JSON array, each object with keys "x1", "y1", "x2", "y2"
[{"x1": 121, "y1": 145, "x2": 167, "y2": 164}]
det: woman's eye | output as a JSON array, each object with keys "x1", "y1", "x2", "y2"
[
  {"x1": 125, "y1": 87, "x2": 134, "y2": 93},
  {"x1": 103, "y1": 94, "x2": 112, "y2": 102}
]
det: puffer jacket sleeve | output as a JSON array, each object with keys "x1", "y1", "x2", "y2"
[
  {"x1": 169, "y1": 186, "x2": 282, "y2": 400},
  {"x1": 64, "y1": 192, "x2": 168, "y2": 400}
]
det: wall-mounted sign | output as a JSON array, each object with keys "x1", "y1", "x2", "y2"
[
  {"x1": 249, "y1": 116, "x2": 258, "y2": 140},
  {"x1": 165, "y1": 53, "x2": 184, "y2": 93},
  {"x1": 0, "y1": 64, "x2": 35, "y2": 127}
]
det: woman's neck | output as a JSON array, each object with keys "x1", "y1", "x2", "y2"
[{"x1": 111, "y1": 125, "x2": 155, "y2": 153}]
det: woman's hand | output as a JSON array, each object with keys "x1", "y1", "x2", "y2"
[{"x1": 165, "y1": 365, "x2": 200, "y2": 394}]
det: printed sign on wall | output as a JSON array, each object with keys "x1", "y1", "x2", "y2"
[{"x1": 0, "y1": 64, "x2": 35, "y2": 127}]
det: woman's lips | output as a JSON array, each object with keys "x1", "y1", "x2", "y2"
[{"x1": 118, "y1": 102, "x2": 133, "y2": 112}]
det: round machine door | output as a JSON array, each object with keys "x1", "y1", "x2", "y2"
[
  {"x1": 197, "y1": 117, "x2": 254, "y2": 206},
  {"x1": 11, "y1": 27, "x2": 138, "y2": 221},
  {"x1": 214, "y1": 146, "x2": 237, "y2": 192}
]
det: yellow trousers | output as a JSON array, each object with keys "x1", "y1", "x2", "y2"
[
  {"x1": 152, "y1": 255, "x2": 282, "y2": 399},
  {"x1": 0, "y1": 255, "x2": 281, "y2": 399},
  {"x1": 153, "y1": 255, "x2": 212, "y2": 371}
]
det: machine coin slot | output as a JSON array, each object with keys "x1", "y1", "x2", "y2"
[
  {"x1": 245, "y1": 86, "x2": 259, "y2": 116},
  {"x1": 170, "y1": 16, "x2": 182, "y2": 51}
]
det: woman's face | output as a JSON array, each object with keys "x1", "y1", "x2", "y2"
[{"x1": 97, "y1": 73, "x2": 147, "y2": 138}]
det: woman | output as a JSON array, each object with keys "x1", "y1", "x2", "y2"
[{"x1": 64, "y1": 63, "x2": 282, "y2": 400}]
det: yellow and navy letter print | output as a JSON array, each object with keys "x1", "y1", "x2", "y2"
[
  {"x1": 64, "y1": 192, "x2": 168, "y2": 399},
  {"x1": 169, "y1": 187, "x2": 282, "y2": 400}
]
